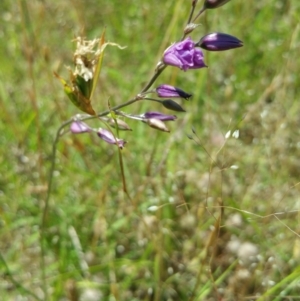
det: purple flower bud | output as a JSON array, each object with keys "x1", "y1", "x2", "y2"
[
  {"x1": 156, "y1": 84, "x2": 192, "y2": 100},
  {"x1": 162, "y1": 99, "x2": 186, "y2": 112},
  {"x1": 70, "y1": 121, "x2": 92, "y2": 134},
  {"x1": 143, "y1": 111, "x2": 177, "y2": 121},
  {"x1": 204, "y1": 0, "x2": 231, "y2": 9},
  {"x1": 196, "y1": 33, "x2": 243, "y2": 51},
  {"x1": 97, "y1": 128, "x2": 126, "y2": 149},
  {"x1": 163, "y1": 37, "x2": 207, "y2": 71}
]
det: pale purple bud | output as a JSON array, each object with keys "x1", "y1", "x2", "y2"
[
  {"x1": 146, "y1": 119, "x2": 170, "y2": 132},
  {"x1": 162, "y1": 99, "x2": 186, "y2": 112},
  {"x1": 143, "y1": 111, "x2": 177, "y2": 121},
  {"x1": 204, "y1": 0, "x2": 231, "y2": 9},
  {"x1": 97, "y1": 128, "x2": 126, "y2": 149},
  {"x1": 156, "y1": 84, "x2": 192, "y2": 100},
  {"x1": 196, "y1": 33, "x2": 243, "y2": 51},
  {"x1": 163, "y1": 37, "x2": 207, "y2": 71},
  {"x1": 70, "y1": 121, "x2": 92, "y2": 134}
]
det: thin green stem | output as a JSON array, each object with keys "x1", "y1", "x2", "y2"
[
  {"x1": 192, "y1": 6, "x2": 206, "y2": 23},
  {"x1": 143, "y1": 97, "x2": 162, "y2": 103},
  {"x1": 40, "y1": 96, "x2": 143, "y2": 296},
  {"x1": 40, "y1": 120, "x2": 67, "y2": 300},
  {"x1": 187, "y1": 0, "x2": 198, "y2": 25},
  {"x1": 140, "y1": 64, "x2": 167, "y2": 93},
  {"x1": 0, "y1": 252, "x2": 42, "y2": 301}
]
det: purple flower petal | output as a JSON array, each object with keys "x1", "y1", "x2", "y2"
[
  {"x1": 163, "y1": 52, "x2": 184, "y2": 69},
  {"x1": 70, "y1": 121, "x2": 92, "y2": 134},
  {"x1": 191, "y1": 48, "x2": 207, "y2": 68},
  {"x1": 163, "y1": 37, "x2": 206, "y2": 71},
  {"x1": 156, "y1": 84, "x2": 192, "y2": 99},
  {"x1": 143, "y1": 111, "x2": 177, "y2": 121},
  {"x1": 97, "y1": 128, "x2": 126, "y2": 149}
]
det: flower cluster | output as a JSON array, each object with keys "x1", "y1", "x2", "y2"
[
  {"x1": 57, "y1": 0, "x2": 243, "y2": 150},
  {"x1": 163, "y1": 33, "x2": 242, "y2": 71}
]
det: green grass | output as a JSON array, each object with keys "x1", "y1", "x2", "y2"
[{"x1": 1, "y1": 0, "x2": 300, "y2": 300}]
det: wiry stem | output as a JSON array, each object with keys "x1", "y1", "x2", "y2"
[
  {"x1": 140, "y1": 63, "x2": 167, "y2": 93},
  {"x1": 40, "y1": 95, "x2": 142, "y2": 298},
  {"x1": 192, "y1": 6, "x2": 206, "y2": 23},
  {"x1": 187, "y1": 0, "x2": 198, "y2": 25},
  {"x1": 0, "y1": 252, "x2": 42, "y2": 301}
]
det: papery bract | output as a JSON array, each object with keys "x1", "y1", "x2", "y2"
[
  {"x1": 197, "y1": 33, "x2": 243, "y2": 51},
  {"x1": 97, "y1": 128, "x2": 126, "y2": 149},
  {"x1": 163, "y1": 37, "x2": 206, "y2": 71},
  {"x1": 101, "y1": 117, "x2": 132, "y2": 131},
  {"x1": 156, "y1": 84, "x2": 192, "y2": 100},
  {"x1": 184, "y1": 23, "x2": 201, "y2": 35}
]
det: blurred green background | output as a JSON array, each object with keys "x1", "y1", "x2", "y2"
[{"x1": 1, "y1": 0, "x2": 300, "y2": 300}]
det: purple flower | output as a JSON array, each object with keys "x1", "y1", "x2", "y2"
[
  {"x1": 143, "y1": 111, "x2": 177, "y2": 121},
  {"x1": 163, "y1": 37, "x2": 207, "y2": 71},
  {"x1": 70, "y1": 121, "x2": 92, "y2": 134},
  {"x1": 196, "y1": 33, "x2": 243, "y2": 51},
  {"x1": 97, "y1": 128, "x2": 126, "y2": 149},
  {"x1": 156, "y1": 84, "x2": 192, "y2": 100}
]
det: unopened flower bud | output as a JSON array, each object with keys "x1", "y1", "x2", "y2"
[
  {"x1": 70, "y1": 121, "x2": 92, "y2": 134},
  {"x1": 146, "y1": 119, "x2": 170, "y2": 132},
  {"x1": 156, "y1": 85, "x2": 192, "y2": 100},
  {"x1": 101, "y1": 117, "x2": 132, "y2": 131},
  {"x1": 196, "y1": 33, "x2": 243, "y2": 51},
  {"x1": 143, "y1": 111, "x2": 177, "y2": 121},
  {"x1": 97, "y1": 128, "x2": 126, "y2": 149},
  {"x1": 204, "y1": 0, "x2": 231, "y2": 9},
  {"x1": 162, "y1": 99, "x2": 186, "y2": 112}
]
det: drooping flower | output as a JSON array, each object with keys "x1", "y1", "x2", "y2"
[
  {"x1": 145, "y1": 118, "x2": 170, "y2": 132},
  {"x1": 196, "y1": 33, "x2": 243, "y2": 51},
  {"x1": 142, "y1": 111, "x2": 177, "y2": 121},
  {"x1": 163, "y1": 37, "x2": 207, "y2": 71},
  {"x1": 139, "y1": 111, "x2": 177, "y2": 132},
  {"x1": 97, "y1": 128, "x2": 126, "y2": 149},
  {"x1": 70, "y1": 120, "x2": 92, "y2": 134},
  {"x1": 156, "y1": 84, "x2": 192, "y2": 100}
]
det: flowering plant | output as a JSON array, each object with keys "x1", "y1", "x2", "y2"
[
  {"x1": 38, "y1": 0, "x2": 244, "y2": 298},
  {"x1": 53, "y1": 0, "x2": 243, "y2": 151}
]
